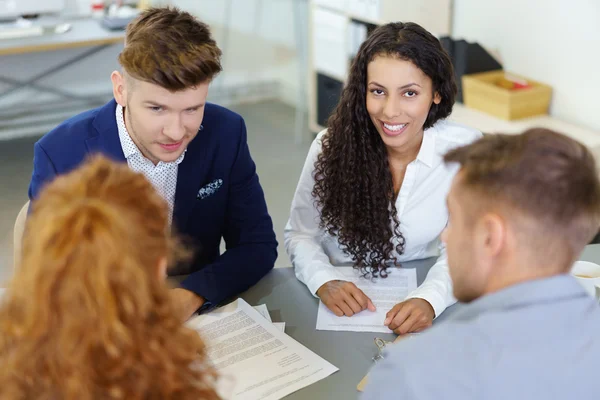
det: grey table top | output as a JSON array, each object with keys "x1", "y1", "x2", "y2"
[
  {"x1": 241, "y1": 256, "x2": 443, "y2": 400},
  {"x1": 0, "y1": 17, "x2": 124, "y2": 56},
  {"x1": 240, "y1": 244, "x2": 600, "y2": 400}
]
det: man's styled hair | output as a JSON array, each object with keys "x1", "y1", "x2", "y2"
[
  {"x1": 444, "y1": 128, "x2": 600, "y2": 263},
  {"x1": 119, "y1": 6, "x2": 222, "y2": 91}
]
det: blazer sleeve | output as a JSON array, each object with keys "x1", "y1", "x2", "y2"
[
  {"x1": 28, "y1": 142, "x2": 58, "y2": 202},
  {"x1": 180, "y1": 117, "x2": 277, "y2": 305}
]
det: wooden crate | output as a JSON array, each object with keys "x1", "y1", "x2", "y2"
[{"x1": 462, "y1": 70, "x2": 552, "y2": 120}]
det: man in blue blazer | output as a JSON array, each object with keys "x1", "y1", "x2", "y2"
[{"x1": 28, "y1": 7, "x2": 277, "y2": 320}]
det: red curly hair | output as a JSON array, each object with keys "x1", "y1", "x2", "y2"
[{"x1": 0, "y1": 156, "x2": 219, "y2": 399}]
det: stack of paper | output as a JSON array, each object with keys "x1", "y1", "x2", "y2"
[
  {"x1": 187, "y1": 298, "x2": 338, "y2": 400},
  {"x1": 252, "y1": 304, "x2": 285, "y2": 333}
]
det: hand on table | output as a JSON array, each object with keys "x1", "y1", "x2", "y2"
[
  {"x1": 169, "y1": 288, "x2": 205, "y2": 321},
  {"x1": 317, "y1": 280, "x2": 376, "y2": 317},
  {"x1": 384, "y1": 298, "x2": 434, "y2": 335}
]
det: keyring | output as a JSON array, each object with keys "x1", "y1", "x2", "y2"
[{"x1": 372, "y1": 337, "x2": 391, "y2": 363}]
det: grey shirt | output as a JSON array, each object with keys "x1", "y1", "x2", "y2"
[{"x1": 362, "y1": 275, "x2": 600, "y2": 400}]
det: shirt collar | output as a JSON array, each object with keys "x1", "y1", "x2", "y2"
[
  {"x1": 450, "y1": 274, "x2": 588, "y2": 322},
  {"x1": 116, "y1": 104, "x2": 140, "y2": 160},
  {"x1": 415, "y1": 127, "x2": 436, "y2": 168},
  {"x1": 115, "y1": 104, "x2": 186, "y2": 165}
]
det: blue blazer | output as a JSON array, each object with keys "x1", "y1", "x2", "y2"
[{"x1": 28, "y1": 100, "x2": 277, "y2": 306}]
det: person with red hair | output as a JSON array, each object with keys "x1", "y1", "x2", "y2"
[{"x1": 0, "y1": 156, "x2": 219, "y2": 399}]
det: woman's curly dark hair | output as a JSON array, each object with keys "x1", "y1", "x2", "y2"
[{"x1": 312, "y1": 22, "x2": 457, "y2": 277}]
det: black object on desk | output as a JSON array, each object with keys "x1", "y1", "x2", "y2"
[
  {"x1": 317, "y1": 73, "x2": 343, "y2": 128},
  {"x1": 440, "y1": 37, "x2": 503, "y2": 103}
]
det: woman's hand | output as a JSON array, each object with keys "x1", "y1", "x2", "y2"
[
  {"x1": 317, "y1": 280, "x2": 376, "y2": 316},
  {"x1": 384, "y1": 298, "x2": 434, "y2": 334}
]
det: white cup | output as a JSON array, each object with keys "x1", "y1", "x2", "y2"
[{"x1": 571, "y1": 261, "x2": 600, "y2": 301}]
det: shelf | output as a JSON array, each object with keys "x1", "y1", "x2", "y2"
[
  {"x1": 450, "y1": 103, "x2": 600, "y2": 147},
  {"x1": 307, "y1": 104, "x2": 600, "y2": 149}
]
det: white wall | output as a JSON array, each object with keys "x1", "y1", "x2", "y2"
[
  {"x1": 0, "y1": 46, "x2": 120, "y2": 108},
  {"x1": 173, "y1": 0, "x2": 299, "y2": 51},
  {"x1": 172, "y1": 0, "x2": 305, "y2": 106},
  {"x1": 452, "y1": 0, "x2": 600, "y2": 131},
  {"x1": 8, "y1": 0, "x2": 597, "y2": 134},
  {"x1": 0, "y1": 0, "x2": 304, "y2": 139},
  {"x1": 0, "y1": 0, "x2": 142, "y2": 109},
  {"x1": 0, "y1": 0, "x2": 299, "y2": 111},
  {"x1": 195, "y1": 0, "x2": 600, "y2": 131},
  {"x1": 0, "y1": 0, "x2": 123, "y2": 115}
]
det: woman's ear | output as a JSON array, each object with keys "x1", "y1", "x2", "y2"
[{"x1": 433, "y1": 91, "x2": 442, "y2": 105}]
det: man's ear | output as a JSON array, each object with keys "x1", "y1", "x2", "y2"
[
  {"x1": 111, "y1": 70, "x2": 127, "y2": 107},
  {"x1": 480, "y1": 213, "x2": 506, "y2": 258}
]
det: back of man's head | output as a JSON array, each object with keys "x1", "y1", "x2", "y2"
[
  {"x1": 445, "y1": 128, "x2": 600, "y2": 275},
  {"x1": 119, "y1": 6, "x2": 222, "y2": 91}
]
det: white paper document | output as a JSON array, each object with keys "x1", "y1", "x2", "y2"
[
  {"x1": 253, "y1": 304, "x2": 285, "y2": 332},
  {"x1": 316, "y1": 267, "x2": 417, "y2": 333},
  {"x1": 188, "y1": 299, "x2": 337, "y2": 400},
  {"x1": 253, "y1": 304, "x2": 271, "y2": 321},
  {"x1": 273, "y1": 322, "x2": 285, "y2": 332},
  {"x1": 0, "y1": 288, "x2": 5, "y2": 301}
]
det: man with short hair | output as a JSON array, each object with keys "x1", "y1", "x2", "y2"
[
  {"x1": 363, "y1": 128, "x2": 600, "y2": 399},
  {"x1": 28, "y1": 7, "x2": 277, "y2": 320}
]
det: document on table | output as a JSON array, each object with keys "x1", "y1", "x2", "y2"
[
  {"x1": 187, "y1": 298, "x2": 338, "y2": 400},
  {"x1": 316, "y1": 267, "x2": 417, "y2": 333},
  {"x1": 253, "y1": 304, "x2": 285, "y2": 332},
  {"x1": 253, "y1": 304, "x2": 270, "y2": 320},
  {"x1": 0, "y1": 288, "x2": 4, "y2": 301}
]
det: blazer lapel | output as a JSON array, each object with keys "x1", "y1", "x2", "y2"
[
  {"x1": 85, "y1": 99, "x2": 126, "y2": 162},
  {"x1": 173, "y1": 132, "x2": 209, "y2": 231},
  {"x1": 84, "y1": 100, "x2": 208, "y2": 231}
]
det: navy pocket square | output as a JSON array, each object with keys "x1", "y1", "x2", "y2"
[{"x1": 197, "y1": 179, "x2": 223, "y2": 200}]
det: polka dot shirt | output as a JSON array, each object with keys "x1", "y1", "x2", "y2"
[{"x1": 116, "y1": 104, "x2": 185, "y2": 223}]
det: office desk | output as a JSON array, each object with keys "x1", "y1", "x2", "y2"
[
  {"x1": 240, "y1": 256, "x2": 442, "y2": 400},
  {"x1": 0, "y1": 18, "x2": 124, "y2": 56},
  {"x1": 0, "y1": 18, "x2": 123, "y2": 112},
  {"x1": 240, "y1": 244, "x2": 600, "y2": 399}
]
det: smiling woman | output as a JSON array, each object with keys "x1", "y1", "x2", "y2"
[
  {"x1": 366, "y1": 57, "x2": 441, "y2": 162},
  {"x1": 284, "y1": 22, "x2": 482, "y2": 335}
]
